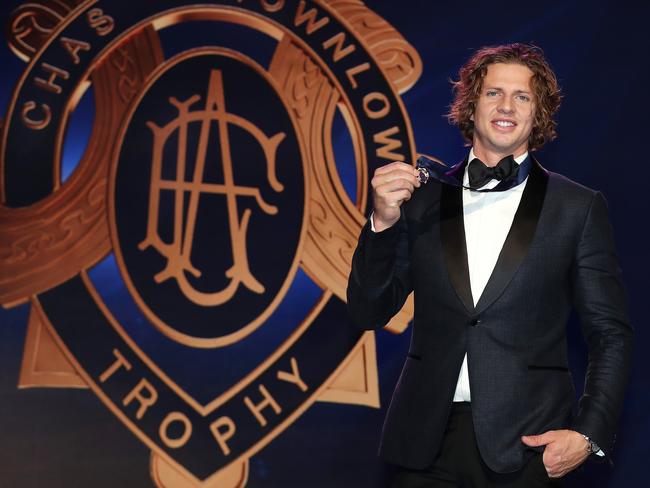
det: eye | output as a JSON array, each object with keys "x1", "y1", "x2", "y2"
[
  {"x1": 516, "y1": 94, "x2": 531, "y2": 102},
  {"x1": 486, "y1": 90, "x2": 499, "y2": 97}
]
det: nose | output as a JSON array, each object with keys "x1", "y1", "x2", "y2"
[{"x1": 497, "y1": 95, "x2": 515, "y2": 114}]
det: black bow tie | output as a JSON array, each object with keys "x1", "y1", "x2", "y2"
[{"x1": 467, "y1": 155, "x2": 519, "y2": 189}]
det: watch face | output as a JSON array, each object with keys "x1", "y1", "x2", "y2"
[
  {"x1": 587, "y1": 439, "x2": 600, "y2": 453},
  {"x1": 583, "y1": 435, "x2": 597, "y2": 453}
]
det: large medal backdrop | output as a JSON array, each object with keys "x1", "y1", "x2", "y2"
[
  {"x1": 0, "y1": 0, "x2": 424, "y2": 485},
  {"x1": 5, "y1": 1, "x2": 645, "y2": 487}
]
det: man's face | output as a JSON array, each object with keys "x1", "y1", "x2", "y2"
[{"x1": 471, "y1": 62, "x2": 535, "y2": 162}]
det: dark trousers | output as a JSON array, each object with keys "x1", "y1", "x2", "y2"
[{"x1": 390, "y1": 402, "x2": 563, "y2": 488}]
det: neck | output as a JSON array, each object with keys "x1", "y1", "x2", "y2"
[{"x1": 472, "y1": 146, "x2": 528, "y2": 167}]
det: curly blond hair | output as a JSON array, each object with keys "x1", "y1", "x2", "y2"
[{"x1": 448, "y1": 43, "x2": 562, "y2": 151}]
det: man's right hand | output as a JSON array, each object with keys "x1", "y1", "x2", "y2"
[{"x1": 371, "y1": 161, "x2": 421, "y2": 232}]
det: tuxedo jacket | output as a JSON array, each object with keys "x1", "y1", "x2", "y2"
[{"x1": 346, "y1": 159, "x2": 633, "y2": 473}]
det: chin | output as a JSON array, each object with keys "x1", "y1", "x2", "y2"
[
  {"x1": 491, "y1": 139, "x2": 523, "y2": 154},
  {"x1": 488, "y1": 143, "x2": 517, "y2": 154}
]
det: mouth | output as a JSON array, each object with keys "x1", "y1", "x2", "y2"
[{"x1": 491, "y1": 119, "x2": 516, "y2": 130}]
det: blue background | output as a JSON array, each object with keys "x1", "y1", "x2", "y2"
[{"x1": 1, "y1": 1, "x2": 649, "y2": 486}]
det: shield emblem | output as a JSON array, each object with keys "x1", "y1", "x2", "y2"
[{"x1": 1, "y1": 1, "x2": 420, "y2": 484}]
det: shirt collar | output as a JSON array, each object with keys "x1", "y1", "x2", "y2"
[{"x1": 468, "y1": 148, "x2": 529, "y2": 165}]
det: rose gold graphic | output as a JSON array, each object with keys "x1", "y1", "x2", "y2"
[
  {"x1": 0, "y1": 1, "x2": 430, "y2": 485},
  {"x1": 7, "y1": 0, "x2": 83, "y2": 62},
  {"x1": 0, "y1": 27, "x2": 163, "y2": 307},
  {"x1": 328, "y1": 0, "x2": 422, "y2": 93},
  {"x1": 268, "y1": 33, "x2": 414, "y2": 334},
  {"x1": 151, "y1": 452, "x2": 249, "y2": 488},
  {"x1": 18, "y1": 297, "x2": 87, "y2": 389},
  {"x1": 109, "y1": 47, "x2": 311, "y2": 349},
  {"x1": 141, "y1": 69, "x2": 283, "y2": 306}
]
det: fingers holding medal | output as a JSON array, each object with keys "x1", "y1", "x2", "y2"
[{"x1": 370, "y1": 161, "x2": 421, "y2": 232}]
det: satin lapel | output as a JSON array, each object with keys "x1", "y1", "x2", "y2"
[
  {"x1": 440, "y1": 182, "x2": 474, "y2": 314},
  {"x1": 474, "y1": 159, "x2": 549, "y2": 315},
  {"x1": 446, "y1": 156, "x2": 467, "y2": 182}
]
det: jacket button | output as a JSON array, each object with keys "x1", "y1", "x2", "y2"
[{"x1": 470, "y1": 318, "x2": 481, "y2": 326}]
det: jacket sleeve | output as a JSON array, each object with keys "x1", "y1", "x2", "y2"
[
  {"x1": 346, "y1": 210, "x2": 412, "y2": 330},
  {"x1": 569, "y1": 191, "x2": 634, "y2": 457}
]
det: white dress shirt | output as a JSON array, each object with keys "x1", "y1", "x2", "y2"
[{"x1": 453, "y1": 149, "x2": 528, "y2": 401}]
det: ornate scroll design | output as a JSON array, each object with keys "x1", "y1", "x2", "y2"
[
  {"x1": 328, "y1": 0, "x2": 423, "y2": 93},
  {"x1": 269, "y1": 34, "x2": 413, "y2": 334},
  {"x1": 0, "y1": 27, "x2": 164, "y2": 306}
]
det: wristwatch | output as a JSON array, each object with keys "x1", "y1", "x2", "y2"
[{"x1": 582, "y1": 434, "x2": 601, "y2": 454}]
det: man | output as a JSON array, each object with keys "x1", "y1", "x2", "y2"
[{"x1": 347, "y1": 44, "x2": 633, "y2": 487}]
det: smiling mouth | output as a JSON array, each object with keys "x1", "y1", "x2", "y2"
[{"x1": 492, "y1": 120, "x2": 516, "y2": 128}]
